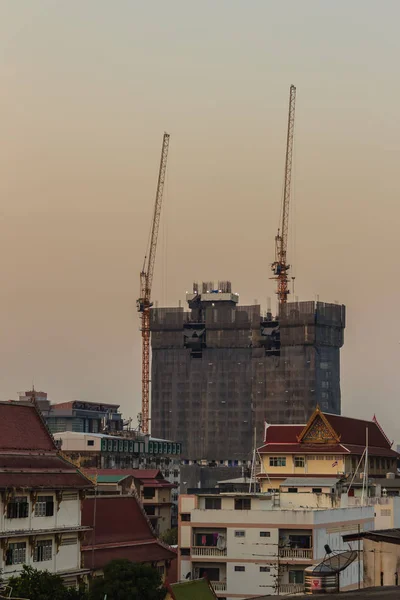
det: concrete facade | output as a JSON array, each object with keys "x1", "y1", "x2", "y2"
[{"x1": 178, "y1": 492, "x2": 373, "y2": 599}]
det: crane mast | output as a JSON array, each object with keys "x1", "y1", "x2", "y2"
[
  {"x1": 137, "y1": 132, "x2": 170, "y2": 434},
  {"x1": 271, "y1": 85, "x2": 296, "y2": 307}
]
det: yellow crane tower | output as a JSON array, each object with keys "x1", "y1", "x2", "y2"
[
  {"x1": 137, "y1": 133, "x2": 170, "y2": 434},
  {"x1": 271, "y1": 85, "x2": 296, "y2": 307}
]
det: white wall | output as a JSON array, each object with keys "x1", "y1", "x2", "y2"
[{"x1": 0, "y1": 492, "x2": 82, "y2": 579}]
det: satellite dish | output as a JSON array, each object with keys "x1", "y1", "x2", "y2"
[{"x1": 217, "y1": 534, "x2": 226, "y2": 551}]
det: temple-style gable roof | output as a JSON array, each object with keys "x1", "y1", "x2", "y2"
[{"x1": 258, "y1": 406, "x2": 397, "y2": 457}]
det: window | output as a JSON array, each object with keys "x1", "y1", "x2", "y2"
[
  {"x1": 381, "y1": 509, "x2": 392, "y2": 517},
  {"x1": 234, "y1": 566, "x2": 245, "y2": 572},
  {"x1": 205, "y1": 497, "x2": 221, "y2": 510},
  {"x1": 260, "y1": 566, "x2": 270, "y2": 572},
  {"x1": 312, "y1": 488, "x2": 322, "y2": 494},
  {"x1": 288, "y1": 488, "x2": 298, "y2": 493},
  {"x1": 269, "y1": 457, "x2": 286, "y2": 467},
  {"x1": 143, "y1": 487, "x2": 155, "y2": 499},
  {"x1": 235, "y1": 531, "x2": 245, "y2": 537},
  {"x1": 294, "y1": 456, "x2": 305, "y2": 468},
  {"x1": 180, "y1": 548, "x2": 190, "y2": 556},
  {"x1": 235, "y1": 498, "x2": 251, "y2": 510},
  {"x1": 34, "y1": 539, "x2": 52, "y2": 562},
  {"x1": 35, "y1": 496, "x2": 54, "y2": 517},
  {"x1": 87, "y1": 440, "x2": 94, "y2": 446},
  {"x1": 7, "y1": 496, "x2": 28, "y2": 519},
  {"x1": 6, "y1": 542, "x2": 26, "y2": 565},
  {"x1": 173, "y1": 470, "x2": 179, "y2": 477},
  {"x1": 181, "y1": 513, "x2": 191, "y2": 522},
  {"x1": 289, "y1": 570, "x2": 304, "y2": 584},
  {"x1": 260, "y1": 531, "x2": 271, "y2": 538}
]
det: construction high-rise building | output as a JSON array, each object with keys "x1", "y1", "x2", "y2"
[{"x1": 150, "y1": 281, "x2": 345, "y2": 462}]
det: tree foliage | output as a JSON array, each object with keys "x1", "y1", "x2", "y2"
[
  {"x1": 7, "y1": 566, "x2": 87, "y2": 600},
  {"x1": 89, "y1": 560, "x2": 165, "y2": 600},
  {"x1": 160, "y1": 528, "x2": 177, "y2": 546}
]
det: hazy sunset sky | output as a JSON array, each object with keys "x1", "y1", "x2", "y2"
[{"x1": 1, "y1": 1, "x2": 400, "y2": 438}]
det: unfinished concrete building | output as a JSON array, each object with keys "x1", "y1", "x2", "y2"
[{"x1": 150, "y1": 281, "x2": 345, "y2": 462}]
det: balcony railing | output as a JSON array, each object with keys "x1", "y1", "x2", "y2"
[
  {"x1": 192, "y1": 546, "x2": 227, "y2": 557},
  {"x1": 211, "y1": 581, "x2": 227, "y2": 592},
  {"x1": 279, "y1": 583, "x2": 305, "y2": 594},
  {"x1": 279, "y1": 548, "x2": 313, "y2": 559}
]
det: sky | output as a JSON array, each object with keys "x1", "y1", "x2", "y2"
[{"x1": 1, "y1": 1, "x2": 400, "y2": 439}]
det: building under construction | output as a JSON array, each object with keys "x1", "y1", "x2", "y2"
[{"x1": 150, "y1": 281, "x2": 345, "y2": 462}]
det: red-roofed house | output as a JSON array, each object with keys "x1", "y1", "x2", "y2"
[
  {"x1": 0, "y1": 401, "x2": 93, "y2": 586},
  {"x1": 257, "y1": 406, "x2": 399, "y2": 491},
  {"x1": 82, "y1": 469, "x2": 175, "y2": 535},
  {"x1": 81, "y1": 495, "x2": 177, "y2": 582}
]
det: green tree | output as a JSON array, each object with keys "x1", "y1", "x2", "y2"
[
  {"x1": 160, "y1": 528, "x2": 177, "y2": 546},
  {"x1": 89, "y1": 560, "x2": 165, "y2": 600},
  {"x1": 7, "y1": 566, "x2": 87, "y2": 600}
]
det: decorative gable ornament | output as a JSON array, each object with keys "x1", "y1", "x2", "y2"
[{"x1": 297, "y1": 406, "x2": 341, "y2": 444}]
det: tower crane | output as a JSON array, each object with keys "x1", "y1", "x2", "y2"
[
  {"x1": 137, "y1": 132, "x2": 170, "y2": 434},
  {"x1": 271, "y1": 85, "x2": 296, "y2": 307}
]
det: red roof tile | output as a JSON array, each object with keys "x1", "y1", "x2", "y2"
[
  {"x1": 139, "y1": 478, "x2": 175, "y2": 488},
  {"x1": 0, "y1": 472, "x2": 92, "y2": 489},
  {"x1": 81, "y1": 541, "x2": 176, "y2": 570},
  {"x1": 84, "y1": 469, "x2": 162, "y2": 480},
  {"x1": 264, "y1": 425, "x2": 305, "y2": 443},
  {"x1": 0, "y1": 402, "x2": 55, "y2": 451},
  {"x1": 324, "y1": 414, "x2": 392, "y2": 448},
  {"x1": 342, "y1": 444, "x2": 399, "y2": 458},
  {"x1": 82, "y1": 495, "x2": 156, "y2": 545},
  {"x1": 260, "y1": 411, "x2": 394, "y2": 452}
]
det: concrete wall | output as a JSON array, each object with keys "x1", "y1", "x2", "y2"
[
  {"x1": 363, "y1": 539, "x2": 400, "y2": 588},
  {"x1": 0, "y1": 492, "x2": 82, "y2": 579}
]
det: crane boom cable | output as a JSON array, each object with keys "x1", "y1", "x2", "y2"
[{"x1": 138, "y1": 132, "x2": 170, "y2": 434}]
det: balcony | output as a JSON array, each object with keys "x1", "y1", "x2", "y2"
[
  {"x1": 279, "y1": 548, "x2": 313, "y2": 559},
  {"x1": 279, "y1": 583, "x2": 305, "y2": 594},
  {"x1": 211, "y1": 581, "x2": 227, "y2": 592},
  {"x1": 192, "y1": 546, "x2": 227, "y2": 558}
]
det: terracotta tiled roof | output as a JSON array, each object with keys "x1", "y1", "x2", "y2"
[
  {"x1": 260, "y1": 411, "x2": 394, "y2": 452},
  {"x1": 0, "y1": 402, "x2": 93, "y2": 491},
  {"x1": 138, "y1": 478, "x2": 175, "y2": 488},
  {"x1": 0, "y1": 402, "x2": 56, "y2": 451},
  {"x1": 264, "y1": 425, "x2": 305, "y2": 443},
  {"x1": 324, "y1": 413, "x2": 392, "y2": 448},
  {"x1": 84, "y1": 468, "x2": 161, "y2": 479},
  {"x1": 82, "y1": 495, "x2": 156, "y2": 545},
  {"x1": 81, "y1": 495, "x2": 176, "y2": 569},
  {"x1": 0, "y1": 472, "x2": 92, "y2": 490},
  {"x1": 81, "y1": 540, "x2": 176, "y2": 570}
]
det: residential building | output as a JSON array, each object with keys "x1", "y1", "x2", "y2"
[
  {"x1": 0, "y1": 401, "x2": 93, "y2": 586},
  {"x1": 178, "y1": 491, "x2": 373, "y2": 599},
  {"x1": 343, "y1": 528, "x2": 400, "y2": 589},
  {"x1": 81, "y1": 495, "x2": 177, "y2": 580},
  {"x1": 16, "y1": 390, "x2": 124, "y2": 435},
  {"x1": 83, "y1": 469, "x2": 175, "y2": 535},
  {"x1": 257, "y1": 407, "x2": 399, "y2": 492},
  {"x1": 165, "y1": 577, "x2": 217, "y2": 599},
  {"x1": 150, "y1": 282, "x2": 345, "y2": 461},
  {"x1": 55, "y1": 431, "x2": 182, "y2": 525}
]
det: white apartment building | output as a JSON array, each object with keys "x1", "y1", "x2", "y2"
[
  {"x1": 178, "y1": 489, "x2": 374, "y2": 599},
  {"x1": 0, "y1": 401, "x2": 93, "y2": 586}
]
